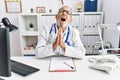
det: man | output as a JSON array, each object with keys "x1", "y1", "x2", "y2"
[{"x1": 36, "y1": 6, "x2": 85, "y2": 59}]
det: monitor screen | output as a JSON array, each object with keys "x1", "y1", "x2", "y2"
[{"x1": 0, "y1": 28, "x2": 11, "y2": 77}]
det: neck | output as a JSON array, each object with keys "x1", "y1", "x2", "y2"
[{"x1": 57, "y1": 26, "x2": 67, "y2": 32}]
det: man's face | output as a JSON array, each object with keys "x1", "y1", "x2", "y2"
[{"x1": 56, "y1": 6, "x2": 72, "y2": 28}]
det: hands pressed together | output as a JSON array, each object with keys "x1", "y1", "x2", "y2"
[{"x1": 53, "y1": 28, "x2": 66, "y2": 51}]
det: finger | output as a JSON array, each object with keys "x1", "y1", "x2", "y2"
[
  {"x1": 58, "y1": 28, "x2": 63, "y2": 35},
  {"x1": 56, "y1": 34, "x2": 59, "y2": 44},
  {"x1": 53, "y1": 35, "x2": 59, "y2": 48}
]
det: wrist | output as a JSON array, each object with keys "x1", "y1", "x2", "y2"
[
  {"x1": 52, "y1": 42, "x2": 58, "y2": 51},
  {"x1": 61, "y1": 43, "x2": 66, "y2": 51}
]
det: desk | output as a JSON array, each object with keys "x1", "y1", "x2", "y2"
[{"x1": 1, "y1": 55, "x2": 120, "y2": 80}]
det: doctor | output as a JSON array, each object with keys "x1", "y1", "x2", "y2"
[{"x1": 36, "y1": 6, "x2": 85, "y2": 59}]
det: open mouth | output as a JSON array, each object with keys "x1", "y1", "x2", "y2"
[{"x1": 61, "y1": 18, "x2": 66, "y2": 22}]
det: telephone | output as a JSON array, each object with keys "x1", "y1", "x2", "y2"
[
  {"x1": 88, "y1": 57, "x2": 119, "y2": 74},
  {"x1": 88, "y1": 58, "x2": 116, "y2": 63}
]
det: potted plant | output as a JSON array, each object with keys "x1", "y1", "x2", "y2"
[
  {"x1": 29, "y1": 23, "x2": 34, "y2": 31},
  {"x1": 30, "y1": 8, "x2": 33, "y2": 13}
]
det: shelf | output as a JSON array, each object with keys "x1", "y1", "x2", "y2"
[
  {"x1": 19, "y1": 12, "x2": 103, "y2": 55},
  {"x1": 19, "y1": 13, "x2": 38, "y2": 16},
  {"x1": 19, "y1": 15, "x2": 38, "y2": 32},
  {"x1": 21, "y1": 31, "x2": 38, "y2": 36},
  {"x1": 83, "y1": 34, "x2": 99, "y2": 36},
  {"x1": 83, "y1": 12, "x2": 104, "y2": 15},
  {"x1": 83, "y1": 33, "x2": 99, "y2": 36}
]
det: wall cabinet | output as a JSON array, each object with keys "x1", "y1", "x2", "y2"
[{"x1": 19, "y1": 12, "x2": 103, "y2": 56}]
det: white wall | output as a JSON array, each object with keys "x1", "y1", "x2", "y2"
[
  {"x1": 102, "y1": 0, "x2": 120, "y2": 24},
  {"x1": 0, "y1": 0, "x2": 21, "y2": 56},
  {"x1": 22, "y1": 0, "x2": 84, "y2": 13},
  {"x1": 0, "y1": 0, "x2": 120, "y2": 56}
]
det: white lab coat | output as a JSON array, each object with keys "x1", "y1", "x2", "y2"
[{"x1": 36, "y1": 23, "x2": 86, "y2": 59}]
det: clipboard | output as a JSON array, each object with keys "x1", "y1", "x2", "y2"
[{"x1": 49, "y1": 57, "x2": 76, "y2": 72}]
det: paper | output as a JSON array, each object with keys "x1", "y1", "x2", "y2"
[{"x1": 49, "y1": 57, "x2": 76, "y2": 72}]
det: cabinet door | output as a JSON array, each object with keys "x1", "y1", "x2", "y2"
[
  {"x1": 81, "y1": 12, "x2": 103, "y2": 54},
  {"x1": 70, "y1": 14, "x2": 81, "y2": 31},
  {"x1": 82, "y1": 13, "x2": 103, "y2": 35},
  {"x1": 39, "y1": 14, "x2": 56, "y2": 28}
]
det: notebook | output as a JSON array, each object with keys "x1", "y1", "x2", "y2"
[{"x1": 49, "y1": 57, "x2": 76, "y2": 72}]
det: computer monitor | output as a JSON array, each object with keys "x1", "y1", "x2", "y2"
[{"x1": 0, "y1": 28, "x2": 11, "y2": 77}]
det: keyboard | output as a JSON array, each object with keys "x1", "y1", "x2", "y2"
[{"x1": 11, "y1": 60, "x2": 40, "y2": 76}]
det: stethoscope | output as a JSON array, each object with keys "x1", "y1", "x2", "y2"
[{"x1": 49, "y1": 23, "x2": 71, "y2": 46}]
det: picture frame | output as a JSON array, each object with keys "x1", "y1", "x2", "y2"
[
  {"x1": 5, "y1": 0, "x2": 22, "y2": 13},
  {"x1": 36, "y1": 7, "x2": 45, "y2": 13}
]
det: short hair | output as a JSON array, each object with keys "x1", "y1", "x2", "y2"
[{"x1": 58, "y1": 5, "x2": 72, "y2": 13}]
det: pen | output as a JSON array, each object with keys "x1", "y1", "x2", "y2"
[{"x1": 63, "y1": 62, "x2": 74, "y2": 69}]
